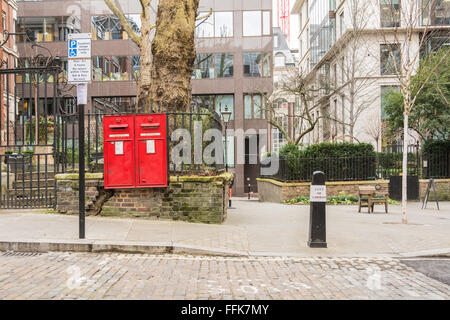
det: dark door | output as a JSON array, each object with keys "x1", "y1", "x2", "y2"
[
  {"x1": 244, "y1": 135, "x2": 260, "y2": 194},
  {"x1": 389, "y1": 176, "x2": 420, "y2": 201}
]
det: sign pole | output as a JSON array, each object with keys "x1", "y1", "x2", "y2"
[
  {"x1": 68, "y1": 33, "x2": 91, "y2": 239},
  {"x1": 78, "y1": 100, "x2": 85, "y2": 239},
  {"x1": 308, "y1": 171, "x2": 327, "y2": 248}
]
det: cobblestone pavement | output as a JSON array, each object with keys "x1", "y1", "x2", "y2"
[{"x1": 0, "y1": 252, "x2": 448, "y2": 300}]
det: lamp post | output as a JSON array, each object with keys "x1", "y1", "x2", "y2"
[
  {"x1": 221, "y1": 105, "x2": 232, "y2": 173},
  {"x1": 221, "y1": 105, "x2": 233, "y2": 209}
]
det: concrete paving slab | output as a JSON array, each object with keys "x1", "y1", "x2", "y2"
[{"x1": 0, "y1": 199, "x2": 448, "y2": 257}]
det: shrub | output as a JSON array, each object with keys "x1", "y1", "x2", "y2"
[{"x1": 278, "y1": 143, "x2": 377, "y2": 181}]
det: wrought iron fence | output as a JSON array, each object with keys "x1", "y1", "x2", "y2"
[
  {"x1": 261, "y1": 156, "x2": 378, "y2": 182},
  {"x1": 259, "y1": 143, "x2": 434, "y2": 183},
  {"x1": 377, "y1": 143, "x2": 421, "y2": 179},
  {"x1": 423, "y1": 148, "x2": 450, "y2": 179},
  {"x1": 0, "y1": 64, "x2": 60, "y2": 209}
]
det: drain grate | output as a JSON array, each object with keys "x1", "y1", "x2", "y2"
[{"x1": 1, "y1": 251, "x2": 42, "y2": 257}]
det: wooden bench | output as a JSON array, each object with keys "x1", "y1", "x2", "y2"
[{"x1": 358, "y1": 186, "x2": 389, "y2": 213}]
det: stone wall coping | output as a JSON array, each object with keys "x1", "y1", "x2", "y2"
[
  {"x1": 55, "y1": 173, "x2": 104, "y2": 181},
  {"x1": 257, "y1": 178, "x2": 390, "y2": 187},
  {"x1": 169, "y1": 172, "x2": 234, "y2": 183},
  {"x1": 419, "y1": 179, "x2": 450, "y2": 183},
  {"x1": 56, "y1": 172, "x2": 234, "y2": 183}
]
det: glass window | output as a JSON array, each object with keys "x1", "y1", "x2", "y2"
[
  {"x1": 340, "y1": 12, "x2": 345, "y2": 36},
  {"x1": 215, "y1": 95, "x2": 234, "y2": 120},
  {"x1": 244, "y1": 53, "x2": 261, "y2": 77},
  {"x1": 274, "y1": 53, "x2": 286, "y2": 67},
  {"x1": 192, "y1": 54, "x2": 215, "y2": 79},
  {"x1": 244, "y1": 53, "x2": 271, "y2": 77},
  {"x1": 243, "y1": 11, "x2": 262, "y2": 37},
  {"x1": 215, "y1": 54, "x2": 234, "y2": 78},
  {"x1": 110, "y1": 16, "x2": 123, "y2": 40},
  {"x1": 92, "y1": 15, "x2": 109, "y2": 40},
  {"x1": 192, "y1": 53, "x2": 234, "y2": 79},
  {"x1": 263, "y1": 11, "x2": 271, "y2": 35},
  {"x1": 91, "y1": 15, "x2": 139, "y2": 40},
  {"x1": 215, "y1": 12, "x2": 233, "y2": 37},
  {"x1": 132, "y1": 56, "x2": 140, "y2": 80},
  {"x1": 223, "y1": 136, "x2": 235, "y2": 168},
  {"x1": 92, "y1": 56, "x2": 134, "y2": 81},
  {"x1": 93, "y1": 97, "x2": 137, "y2": 113},
  {"x1": 254, "y1": 95, "x2": 262, "y2": 118},
  {"x1": 380, "y1": 0, "x2": 401, "y2": 28},
  {"x1": 244, "y1": 95, "x2": 252, "y2": 119},
  {"x1": 16, "y1": 16, "x2": 81, "y2": 42},
  {"x1": 196, "y1": 12, "x2": 214, "y2": 38},
  {"x1": 380, "y1": 44, "x2": 401, "y2": 75},
  {"x1": 422, "y1": 0, "x2": 450, "y2": 26},
  {"x1": 381, "y1": 85, "x2": 400, "y2": 120},
  {"x1": 127, "y1": 14, "x2": 142, "y2": 36},
  {"x1": 244, "y1": 94, "x2": 265, "y2": 119}
]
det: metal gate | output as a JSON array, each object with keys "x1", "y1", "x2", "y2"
[
  {"x1": 0, "y1": 57, "x2": 64, "y2": 208},
  {"x1": 381, "y1": 143, "x2": 421, "y2": 201}
]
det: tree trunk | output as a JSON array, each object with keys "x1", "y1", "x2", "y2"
[
  {"x1": 148, "y1": 0, "x2": 200, "y2": 111},
  {"x1": 137, "y1": 1, "x2": 153, "y2": 112},
  {"x1": 402, "y1": 107, "x2": 409, "y2": 225}
]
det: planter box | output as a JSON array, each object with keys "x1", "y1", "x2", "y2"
[{"x1": 5, "y1": 154, "x2": 33, "y2": 173}]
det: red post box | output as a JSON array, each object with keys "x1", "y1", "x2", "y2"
[
  {"x1": 135, "y1": 114, "x2": 168, "y2": 188},
  {"x1": 103, "y1": 115, "x2": 136, "y2": 189}
]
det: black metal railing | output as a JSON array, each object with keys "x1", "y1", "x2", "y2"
[
  {"x1": 0, "y1": 65, "x2": 61, "y2": 209},
  {"x1": 0, "y1": 152, "x2": 55, "y2": 208},
  {"x1": 57, "y1": 102, "x2": 224, "y2": 175},
  {"x1": 423, "y1": 149, "x2": 450, "y2": 179},
  {"x1": 261, "y1": 156, "x2": 378, "y2": 182}
]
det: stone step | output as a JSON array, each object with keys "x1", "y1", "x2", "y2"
[
  {"x1": 13, "y1": 179, "x2": 55, "y2": 189},
  {"x1": 0, "y1": 196, "x2": 55, "y2": 208},
  {"x1": 13, "y1": 172, "x2": 56, "y2": 180},
  {"x1": 5, "y1": 188, "x2": 55, "y2": 197}
]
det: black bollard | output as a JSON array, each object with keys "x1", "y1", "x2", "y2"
[{"x1": 308, "y1": 171, "x2": 327, "y2": 248}]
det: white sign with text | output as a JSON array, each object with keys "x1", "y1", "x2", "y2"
[
  {"x1": 68, "y1": 33, "x2": 92, "y2": 84},
  {"x1": 310, "y1": 185, "x2": 327, "y2": 202}
]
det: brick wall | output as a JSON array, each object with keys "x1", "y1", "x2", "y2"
[
  {"x1": 55, "y1": 173, "x2": 104, "y2": 215},
  {"x1": 257, "y1": 178, "x2": 390, "y2": 203},
  {"x1": 258, "y1": 178, "x2": 450, "y2": 203},
  {"x1": 419, "y1": 179, "x2": 450, "y2": 201},
  {"x1": 56, "y1": 173, "x2": 233, "y2": 224}
]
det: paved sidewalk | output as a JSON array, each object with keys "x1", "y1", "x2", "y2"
[{"x1": 0, "y1": 199, "x2": 449, "y2": 257}]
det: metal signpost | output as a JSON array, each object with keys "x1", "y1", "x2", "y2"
[
  {"x1": 68, "y1": 33, "x2": 92, "y2": 239},
  {"x1": 308, "y1": 171, "x2": 327, "y2": 248}
]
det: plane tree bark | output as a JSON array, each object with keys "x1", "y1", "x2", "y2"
[{"x1": 105, "y1": 0, "x2": 207, "y2": 111}]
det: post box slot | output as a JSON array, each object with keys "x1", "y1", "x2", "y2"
[
  {"x1": 109, "y1": 124, "x2": 129, "y2": 129},
  {"x1": 141, "y1": 123, "x2": 160, "y2": 129}
]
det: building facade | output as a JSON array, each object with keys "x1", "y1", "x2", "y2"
[
  {"x1": 1, "y1": 0, "x2": 18, "y2": 146},
  {"x1": 291, "y1": 0, "x2": 450, "y2": 151},
  {"x1": 269, "y1": 27, "x2": 298, "y2": 154},
  {"x1": 15, "y1": 0, "x2": 273, "y2": 196}
]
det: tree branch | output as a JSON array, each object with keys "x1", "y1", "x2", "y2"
[
  {"x1": 105, "y1": 0, "x2": 142, "y2": 47},
  {"x1": 197, "y1": 8, "x2": 213, "y2": 21}
]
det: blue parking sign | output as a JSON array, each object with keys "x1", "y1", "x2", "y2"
[
  {"x1": 69, "y1": 48, "x2": 78, "y2": 57},
  {"x1": 69, "y1": 40, "x2": 78, "y2": 49}
]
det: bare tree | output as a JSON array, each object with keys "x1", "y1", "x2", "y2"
[
  {"x1": 373, "y1": 0, "x2": 450, "y2": 224},
  {"x1": 104, "y1": 0, "x2": 211, "y2": 111},
  {"x1": 363, "y1": 112, "x2": 384, "y2": 151},
  {"x1": 259, "y1": 70, "x2": 327, "y2": 147}
]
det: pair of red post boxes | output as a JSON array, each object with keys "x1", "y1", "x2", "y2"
[{"x1": 103, "y1": 114, "x2": 168, "y2": 189}]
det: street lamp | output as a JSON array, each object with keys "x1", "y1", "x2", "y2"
[{"x1": 221, "y1": 105, "x2": 232, "y2": 172}]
